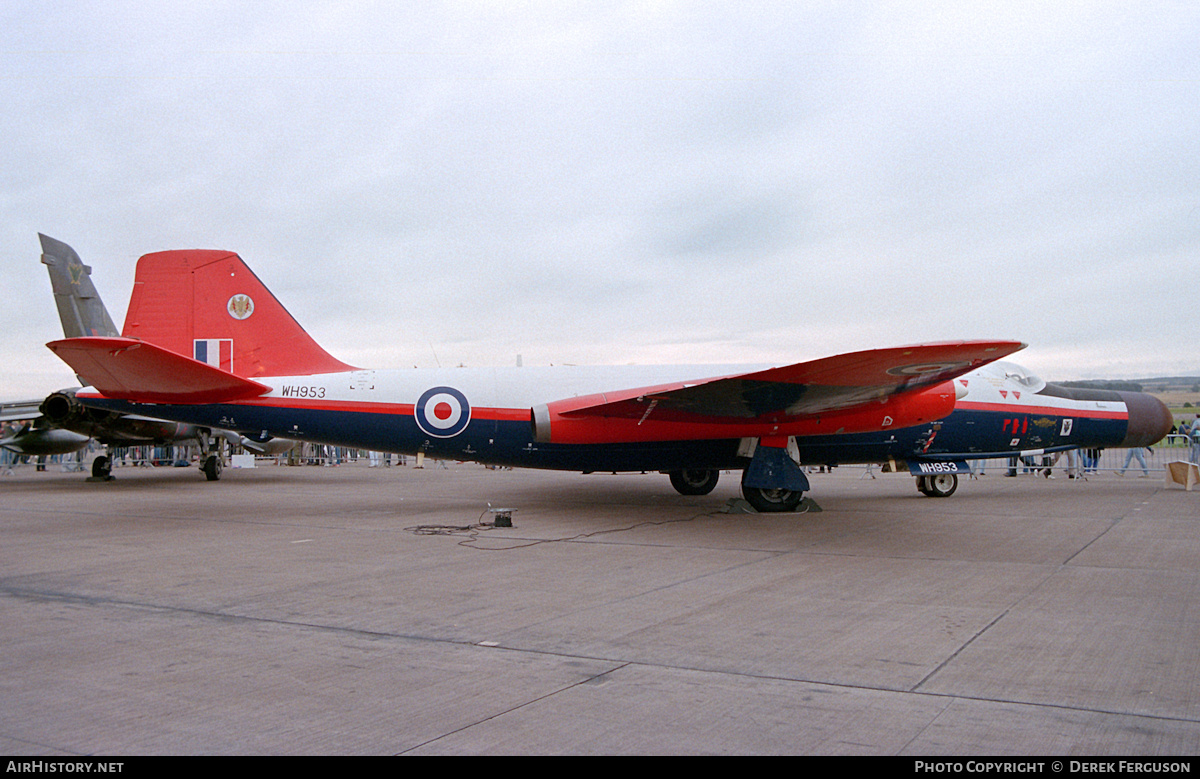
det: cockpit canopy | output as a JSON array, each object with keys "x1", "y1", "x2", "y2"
[{"x1": 974, "y1": 361, "x2": 1047, "y2": 394}]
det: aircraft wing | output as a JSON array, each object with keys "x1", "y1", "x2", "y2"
[
  {"x1": 558, "y1": 341, "x2": 1025, "y2": 422},
  {"x1": 47, "y1": 337, "x2": 272, "y2": 403}
]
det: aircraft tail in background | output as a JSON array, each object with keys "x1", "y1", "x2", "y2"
[{"x1": 40, "y1": 234, "x2": 119, "y2": 339}]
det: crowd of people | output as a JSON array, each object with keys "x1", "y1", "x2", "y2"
[{"x1": 1174, "y1": 414, "x2": 1200, "y2": 464}]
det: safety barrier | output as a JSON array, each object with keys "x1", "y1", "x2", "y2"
[{"x1": 965, "y1": 443, "x2": 1196, "y2": 477}]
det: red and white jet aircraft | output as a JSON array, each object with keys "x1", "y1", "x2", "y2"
[{"x1": 46, "y1": 246, "x2": 1172, "y2": 509}]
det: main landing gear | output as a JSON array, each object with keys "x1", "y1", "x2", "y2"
[
  {"x1": 202, "y1": 453, "x2": 222, "y2": 481},
  {"x1": 739, "y1": 442, "x2": 811, "y2": 513},
  {"x1": 85, "y1": 434, "x2": 226, "y2": 482},
  {"x1": 668, "y1": 469, "x2": 720, "y2": 495},
  {"x1": 740, "y1": 482, "x2": 805, "y2": 513},
  {"x1": 916, "y1": 473, "x2": 958, "y2": 497},
  {"x1": 665, "y1": 468, "x2": 807, "y2": 513},
  {"x1": 91, "y1": 454, "x2": 112, "y2": 480},
  {"x1": 197, "y1": 429, "x2": 223, "y2": 481}
]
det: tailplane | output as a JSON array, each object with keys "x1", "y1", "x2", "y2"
[{"x1": 122, "y1": 249, "x2": 356, "y2": 378}]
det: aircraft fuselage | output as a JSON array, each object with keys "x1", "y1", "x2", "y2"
[{"x1": 72, "y1": 360, "x2": 1162, "y2": 474}]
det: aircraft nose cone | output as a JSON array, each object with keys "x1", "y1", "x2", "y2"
[{"x1": 1117, "y1": 391, "x2": 1174, "y2": 448}]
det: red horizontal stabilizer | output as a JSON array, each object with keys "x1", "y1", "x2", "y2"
[
  {"x1": 559, "y1": 340, "x2": 1025, "y2": 422},
  {"x1": 47, "y1": 337, "x2": 272, "y2": 404}
]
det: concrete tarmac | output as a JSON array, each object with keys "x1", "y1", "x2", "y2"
[{"x1": 1, "y1": 459, "x2": 1198, "y2": 755}]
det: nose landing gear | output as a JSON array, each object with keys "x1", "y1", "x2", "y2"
[{"x1": 916, "y1": 473, "x2": 958, "y2": 497}]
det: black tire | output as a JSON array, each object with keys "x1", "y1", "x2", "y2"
[
  {"x1": 669, "y1": 469, "x2": 720, "y2": 496},
  {"x1": 916, "y1": 475, "x2": 932, "y2": 496},
  {"x1": 925, "y1": 473, "x2": 957, "y2": 497},
  {"x1": 741, "y1": 485, "x2": 803, "y2": 512},
  {"x1": 203, "y1": 455, "x2": 222, "y2": 481},
  {"x1": 92, "y1": 455, "x2": 111, "y2": 479}
]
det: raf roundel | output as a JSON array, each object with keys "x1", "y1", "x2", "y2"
[
  {"x1": 886, "y1": 361, "x2": 969, "y2": 377},
  {"x1": 415, "y1": 386, "x2": 471, "y2": 438}
]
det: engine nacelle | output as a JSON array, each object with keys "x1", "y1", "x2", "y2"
[
  {"x1": 40, "y1": 389, "x2": 187, "y2": 443},
  {"x1": 39, "y1": 389, "x2": 98, "y2": 426},
  {"x1": 532, "y1": 382, "x2": 958, "y2": 445}
]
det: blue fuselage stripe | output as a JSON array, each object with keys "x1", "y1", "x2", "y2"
[{"x1": 75, "y1": 397, "x2": 1129, "y2": 472}]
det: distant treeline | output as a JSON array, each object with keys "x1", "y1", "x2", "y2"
[{"x1": 1058, "y1": 380, "x2": 1145, "y2": 392}]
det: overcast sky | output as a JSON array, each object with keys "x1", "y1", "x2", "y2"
[{"x1": 2, "y1": 1, "x2": 1197, "y2": 398}]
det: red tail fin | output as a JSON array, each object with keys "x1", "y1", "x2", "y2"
[{"x1": 121, "y1": 249, "x2": 355, "y2": 378}]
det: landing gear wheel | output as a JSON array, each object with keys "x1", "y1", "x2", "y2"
[
  {"x1": 916, "y1": 475, "x2": 931, "y2": 495},
  {"x1": 203, "y1": 454, "x2": 222, "y2": 481},
  {"x1": 741, "y1": 485, "x2": 804, "y2": 513},
  {"x1": 92, "y1": 455, "x2": 112, "y2": 479},
  {"x1": 669, "y1": 469, "x2": 720, "y2": 495},
  {"x1": 921, "y1": 473, "x2": 957, "y2": 497}
]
